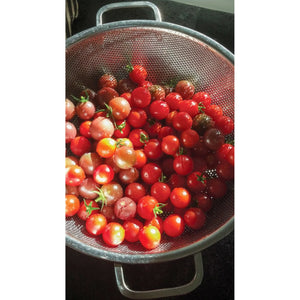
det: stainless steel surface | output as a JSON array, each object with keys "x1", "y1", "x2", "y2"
[{"x1": 66, "y1": 2, "x2": 234, "y2": 265}]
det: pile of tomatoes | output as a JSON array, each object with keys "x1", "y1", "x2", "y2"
[{"x1": 65, "y1": 64, "x2": 234, "y2": 250}]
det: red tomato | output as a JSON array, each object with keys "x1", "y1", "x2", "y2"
[
  {"x1": 194, "y1": 193, "x2": 213, "y2": 212},
  {"x1": 203, "y1": 128, "x2": 225, "y2": 151},
  {"x1": 175, "y1": 80, "x2": 195, "y2": 99},
  {"x1": 96, "y1": 87, "x2": 119, "y2": 107},
  {"x1": 157, "y1": 126, "x2": 176, "y2": 140},
  {"x1": 141, "y1": 163, "x2": 162, "y2": 185},
  {"x1": 120, "y1": 92, "x2": 132, "y2": 106},
  {"x1": 76, "y1": 100, "x2": 95, "y2": 120},
  {"x1": 114, "y1": 197, "x2": 137, "y2": 221},
  {"x1": 172, "y1": 112, "x2": 193, "y2": 131},
  {"x1": 173, "y1": 155, "x2": 194, "y2": 176},
  {"x1": 216, "y1": 161, "x2": 234, "y2": 180},
  {"x1": 226, "y1": 147, "x2": 234, "y2": 166},
  {"x1": 90, "y1": 116, "x2": 114, "y2": 141},
  {"x1": 163, "y1": 214, "x2": 185, "y2": 237},
  {"x1": 66, "y1": 165, "x2": 86, "y2": 186},
  {"x1": 125, "y1": 182, "x2": 146, "y2": 203},
  {"x1": 178, "y1": 100, "x2": 200, "y2": 118},
  {"x1": 180, "y1": 129, "x2": 200, "y2": 148},
  {"x1": 79, "y1": 120, "x2": 92, "y2": 138},
  {"x1": 70, "y1": 136, "x2": 91, "y2": 157},
  {"x1": 216, "y1": 143, "x2": 234, "y2": 161},
  {"x1": 143, "y1": 139, "x2": 163, "y2": 160},
  {"x1": 137, "y1": 195, "x2": 159, "y2": 220},
  {"x1": 143, "y1": 121, "x2": 162, "y2": 139},
  {"x1": 150, "y1": 182, "x2": 171, "y2": 203},
  {"x1": 131, "y1": 87, "x2": 151, "y2": 108},
  {"x1": 102, "y1": 222, "x2": 125, "y2": 246},
  {"x1": 149, "y1": 84, "x2": 166, "y2": 101},
  {"x1": 127, "y1": 65, "x2": 147, "y2": 85},
  {"x1": 192, "y1": 91, "x2": 212, "y2": 108},
  {"x1": 133, "y1": 149, "x2": 147, "y2": 169},
  {"x1": 65, "y1": 195, "x2": 80, "y2": 217},
  {"x1": 149, "y1": 100, "x2": 170, "y2": 120},
  {"x1": 98, "y1": 74, "x2": 118, "y2": 89},
  {"x1": 96, "y1": 138, "x2": 116, "y2": 158},
  {"x1": 79, "y1": 152, "x2": 103, "y2": 176},
  {"x1": 139, "y1": 225, "x2": 161, "y2": 250},
  {"x1": 123, "y1": 219, "x2": 143, "y2": 242},
  {"x1": 128, "y1": 128, "x2": 149, "y2": 148},
  {"x1": 204, "y1": 104, "x2": 223, "y2": 120},
  {"x1": 93, "y1": 164, "x2": 114, "y2": 184},
  {"x1": 127, "y1": 108, "x2": 148, "y2": 128},
  {"x1": 118, "y1": 167, "x2": 139, "y2": 185},
  {"x1": 145, "y1": 216, "x2": 164, "y2": 234},
  {"x1": 109, "y1": 97, "x2": 131, "y2": 120},
  {"x1": 65, "y1": 122, "x2": 77, "y2": 143},
  {"x1": 77, "y1": 199, "x2": 99, "y2": 221},
  {"x1": 161, "y1": 135, "x2": 180, "y2": 156},
  {"x1": 186, "y1": 171, "x2": 207, "y2": 193},
  {"x1": 170, "y1": 187, "x2": 191, "y2": 208},
  {"x1": 66, "y1": 98, "x2": 75, "y2": 120},
  {"x1": 214, "y1": 115, "x2": 234, "y2": 135},
  {"x1": 113, "y1": 120, "x2": 131, "y2": 138},
  {"x1": 184, "y1": 208, "x2": 206, "y2": 230},
  {"x1": 168, "y1": 173, "x2": 186, "y2": 189},
  {"x1": 206, "y1": 178, "x2": 228, "y2": 199},
  {"x1": 165, "y1": 92, "x2": 183, "y2": 110},
  {"x1": 117, "y1": 78, "x2": 137, "y2": 94},
  {"x1": 85, "y1": 213, "x2": 107, "y2": 236}
]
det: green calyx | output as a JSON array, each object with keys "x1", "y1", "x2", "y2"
[
  {"x1": 71, "y1": 92, "x2": 89, "y2": 103},
  {"x1": 196, "y1": 174, "x2": 206, "y2": 183},
  {"x1": 140, "y1": 132, "x2": 149, "y2": 144},
  {"x1": 83, "y1": 199, "x2": 100, "y2": 217},
  {"x1": 198, "y1": 103, "x2": 206, "y2": 113},
  {"x1": 125, "y1": 64, "x2": 134, "y2": 73},
  {"x1": 93, "y1": 187, "x2": 107, "y2": 211},
  {"x1": 158, "y1": 173, "x2": 167, "y2": 183},
  {"x1": 153, "y1": 203, "x2": 167, "y2": 218}
]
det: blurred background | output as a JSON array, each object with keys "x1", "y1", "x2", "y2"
[{"x1": 66, "y1": 1, "x2": 234, "y2": 299}]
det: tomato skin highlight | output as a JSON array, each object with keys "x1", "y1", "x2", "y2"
[
  {"x1": 173, "y1": 155, "x2": 194, "y2": 176},
  {"x1": 85, "y1": 213, "x2": 107, "y2": 236},
  {"x1": 141, "y1": 163, "x2": 162, "y2": 185},
  {"x1": 184, "y1": 208, "x2": 206, "y2": 230},
  {"x1": 139, "y1": 225, "x2": 161, "y2": 250},
  {"x1": 123, "y1": 219, "x2": 143, "y2": 243},
  {"x1": 102, "y1": 222, "x2": 125, "y2": 247},
  {"x1": 163, "y1": 214, "x2": 185, "y2": 237},
  {"x1": 70, "y1": 136, "x2": 91, "y2": 157},
  {"x1": 131, "y1": 87, "x2": 151, "y2": 108},
  {"x1": 93, "y1": 164, "x2": 114, "y2": 184},
  {"x1": 137, "y1": 195, "x2": 158, "y2": 220},
  {"x1": 66, "y1": 165, "x2": 86, "y2": 186},
  {"x1": 65, "y1": 195, "x2": 80, "y2": 217},
  {"x1": 170, "y1": 187, "x2": 191, "y2": 208}
]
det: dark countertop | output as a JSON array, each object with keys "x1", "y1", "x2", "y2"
[{"x1": 66, "y1": 1, "x2": 234, "y2": 299}]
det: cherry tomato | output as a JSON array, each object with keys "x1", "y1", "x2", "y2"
[
  {"x1": 65, "y1": 122, "x2": 77, "y2": 143},
  {"x1": 214, "y1": 115, "x2": 234, "y2": 135},
  {"x1": 65, "y1": 194, "x2": 80, "y2": 217},
  {"x1": 145, "y1": 216, "x2": 164, "y2": 234},
  {"x1": 141, "y1": 80, "x2": 153, "y2": 88},
  {"x1": 76, "y1": 100, "x2": 95, "y2": 120},
  {"x1": 139, "y1": 225, "x2": 161, "y2": 250},
  {"x1": 161, "y1": 135, "x2": 180, "y2": 156},
  {"x1": 180, "y1": 129, "x2": 200, "y2": 148},
  {"x1": 168, "y1": 173, "x2": 186, "y2": 189},
  {"x1": 127, "y1": 108, "x2": 148, "y2": 128},
  {"x1": 137, "y1": 195, "x2": 160, "y2": 220},
  {"x1": 65, "y1": 185, "x2": 79, "y2": 196},
  {"x1": 127, "y1": 65, "x2": 147, "y2": 85},
  {"x1": 65, "y1": 98, "x2": 75, "y2": 120},
  {"x1": 113, "y1": 146, "x2": 136, "y2": 169},
  {"x1": 157, "y1": 126, "x2": 176, "y2": 140},
  {"x1": 192, "y1": 113, "x2": 215, "y2": 135},
  {"x1": 101, "y1": 205, "x2": 117, "y2": 222},
  {"x1": 165, "y1": 92, "x2": 183, "y2": 110},
  {"x1": 226, "y1": 147, "x2": 234, "y2": 166},
  {"x1": 86, "y1": 213, "x2": 107, "y2": 236},
  {"x1": 165, "y1": 110, "x2": 178, "y2": 126},
  {"x1": 178, "y1": 100, "x2": 200, "y2": 118},
  {"x1": 77, "y1": 199, "x2": 99, "y2": 221},
  {"x1": 93, "y1": 164, "x2": 114, "y2": 184},
  {"x1": 150, "y1": 182, "x2": 170, "y2": 203},
  {"x1": 149, "y1": 84, "x2": 166, "y2": 101},
  {"x1": 70, "y1": 136, "x2": 91, "y2": 157},
  {"x1": 79, "y1": 120, "x2": 92, "y2": 138},
  {"x1": 125, "y1": 182, "x2": 146, "y2": 203},
  {"x1": 96, "y1": 87, "x2": 119, "y2": 108},
  {"x1": 143, "y1": 121, "x2": 162, "y2": 139},
  {"x1": 173, "y1": 155, "x2": 194, "y2": 176},
  {"x1": 172, "y1": 112, "x2": 193, "y2": 131},
  {"x1": 128, "y1": 128, "x2": 149, "y2": 148},
  {"x1": 144, "y1": 139, "x2": 163, "y2": 160},
  {"x1": 114, "y1": 197, "x2": 137, "y2": 221},
  {"x1": 206, "y1": 178, "x2": 228, "y2": 199},
  {"x1": 194, "y1": 193, "x2": 213, "y2": 212},
  {"x1": 66, "y1": 165, "x2": 86, "y2": 186},
  {"x1": 116, "y1": 138, "x2": 133, "y2": 149},
  {"x1": 131, "y1": 87, "x2": 151, "y2": 108},
  {"x1": 184, "y1": 208, "x2": 206, "y2": 230},
  {"x1": 187, "y1": 171, "x2": 207, "y2": 193},
  {"x1": 216, "y1": 143, "x2": 234, "y2": 161},
  {"x1": 79, "y1": 152, "x2": 102, "y2": 175},
  {"x1": 120, "y1": 92, "x2": 132, "y2": 104},
  {"x1": 123, "y1": 218, "x2": 143, "y2": 242},
  {"x1": 203, "y1": 128, "x2": 225, "y2": 151},
  {"x1": 78, "y1": 177, "x2": 100, "y2": 199},
  {"x1": 175, "y1": 80, "x2": 195, "y2": 99},
  {"x1": 113, "y1": 120, "x2": 131, "y2": 138},
  {"x1": 118, "y1": 167, "x2": 139, "y2": 184},
  {"x1": 98, "y1": 74, "x2": 118, "y2": 89},
  {"x1": 149, "y1": 100, "x2": 170, "y2": 120},
  {"x1": 96, "y1": 138, "x2": 116, "y2": 158},
  {"x1": 102, "y1": 222, "x2": 125, "y2": 247},
  {"x1": 141, "y1": 163, "x2": 162, "y2": 185},
  {"x1": 133, "y1": 149, "x2": 147, "y2": 169},
  {"x1": 100, "y1": 182, "x2": 124, "y2": 206},
  {"x1": 170, "y1": 187, "x2": 191, "y2": 208},
  {"x1": 204, "y1": 104, "x2": 223, "y2": 120},
  {"x1": 109, "y1": 97, "x2": 131, "y2": 120},
  {"x1": 117, "y1": 78, "x2": 137, "y2": 94},
  {"x1": 90, "y1": 116, "x2": 114, "y2": 141},
  {"x1": 192, "y1": 91, "x2": 212, "y2": 108},
  {"x1": 163, "y1": 214, "x2": 185, "y2": 237},
  {"x1": 216, "y1": 160, "x2": 234, "y2": 180}
]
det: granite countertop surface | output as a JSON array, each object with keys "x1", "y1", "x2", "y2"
[{"x1": 66, "y1": 1, "x2": 234, "y2": 299}]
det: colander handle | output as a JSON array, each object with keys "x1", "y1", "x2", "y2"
[
  {"x1": 96, "y1": 1, "x2": 162, "y2": 26},
  {"x1": 114, "y1": 252, "x2": 204, "y2": 299}
]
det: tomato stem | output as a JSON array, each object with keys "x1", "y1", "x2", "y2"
[
  {"x1": 153, "y1": 203, "x2": 167, "y2": 218},
  {"x1": 158, "y1": 173, "x2": 167, "y2": 183},
  {"x1": 93, "y1": 187, "x2": 107, "y2": 211},
  {"x1": 140, "y1": 132, "x2": 149, "y2": 144},
  {"x1": 196, "y1": 174, "x2": 206, "y2": 183},
  {"x1": 84, "y1": 199, "x2": 100, "y2": 217},
  {"x1": 71, "y1": 94, "x2": 89, "y2": 103},
  {"x1": 125, "y1": 64, "x2": 134, "y2": 73}
]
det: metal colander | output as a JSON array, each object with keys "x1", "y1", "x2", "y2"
[{"x1": 66, "y1": 1, "x2": 233, "y2": 298}]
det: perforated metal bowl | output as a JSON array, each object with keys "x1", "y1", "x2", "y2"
[{"x1": 66, "y1": 1, "x2": 234, "y2": 298}]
